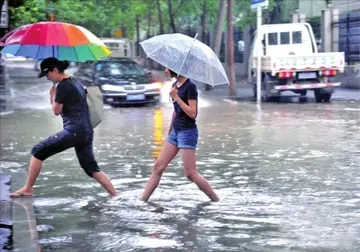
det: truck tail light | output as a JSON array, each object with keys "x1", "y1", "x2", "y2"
[
  {"x1": 278, "y1": 72, "x2": 293, "y2": 79},
  {"x1": 320, "y1": 70, "x2": 337, "y2": 76}
]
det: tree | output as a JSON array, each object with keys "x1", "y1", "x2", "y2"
[
  {"x1": 9, "y1": 0, "x2": 47, "y2": 29},
  {"x1": 167, "y1": 0, "x2": 177, "y2": 33},
  {"x1": 200, "y1": 0, "x2": 207, "y2": 43},
  {"x1": 213, "y1": 0, "x2": 226, "y2": 57},
  {"x1": 156, "y1": 0, "x2": 164, "y2": 34},
  {"x1": 227, "y1": 0, "x2": 236, "y2": 97}
]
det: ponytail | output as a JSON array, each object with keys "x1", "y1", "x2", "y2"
[
  {"x1": 61, "y1": 61, "x2": 69, "y2": 70},
  {"x1": 55, "y1": 60, "x2": 69, "y2": 73}
]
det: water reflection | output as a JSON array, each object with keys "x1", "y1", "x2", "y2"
[
  {"x1": 152, "y1": 108, "x2": 164, "y2": 160},
  {"x1": 1, "y1": 89, "x2": 360, "y2": 251}
]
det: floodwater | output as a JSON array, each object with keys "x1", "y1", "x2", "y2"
[{"x1": 1, "y1": 77, "x2": 360, "y2": 252}]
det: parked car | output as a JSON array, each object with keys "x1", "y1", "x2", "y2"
[{"x1": 73, "y1": 58, "x2": 161, "y2": 105}]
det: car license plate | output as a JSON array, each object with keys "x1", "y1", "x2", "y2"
[
  {"x1": 298, "y1": 72, "x2": 317, "y2": 79},
  {"x1": 126, "y1": 94, "x2": 145, "y2": 101}
]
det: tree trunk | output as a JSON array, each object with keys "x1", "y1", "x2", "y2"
[
  {"x1": 136, "y1": 16, "x2": 140, "y2": 57},
  {"x1": 268, "y1": 0, "x2": 281, "y2": 24},
  {"x1": 156, "y1": 0, "x2": 164, "y2": 34},
  {"x1": 167, "y1": 0, "x2": 177, "y2": 33},
  {"x1": 227, "y1": 0, "x2": 236, "y2": 97},
  {"x1": 202, "y1": 0, "x2": 212, "y2": 90},
  {"x1": 213, "y1": 0, "x2": 226, "y2": 57},
  {"x1": 200, "y1": 0, "x2": 207, "y2": 43},
  {"x1": 147, "y1": 12, "x2": 153, "y2": 70},
  {"x1": 147, "y1": 12, "x2": 152, "y2": 39}
]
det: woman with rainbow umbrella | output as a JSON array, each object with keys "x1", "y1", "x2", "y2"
[{"x1": 1, "y1": 21, "x2": 117, "y2": 198}]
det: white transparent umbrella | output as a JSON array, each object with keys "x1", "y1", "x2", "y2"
[{"x1": 139, "y1": 33, "x2": 229, "y2": 86}]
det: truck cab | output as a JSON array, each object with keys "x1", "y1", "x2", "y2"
[{"x1": 252, "y1": 23, "x2": 317, "y2": 58}]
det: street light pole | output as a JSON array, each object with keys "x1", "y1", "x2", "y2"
[
  {"x1": 256, "y1": 6, "x2": 262, "y2": 103},
  {"x1": 251, "y1": 0, "x2": 267, "y2": 104}
]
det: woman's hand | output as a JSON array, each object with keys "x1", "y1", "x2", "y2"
[
  {"x1": 49, "y1": 86, "x2": 56, "y2": 97},
  {"x1": 169, "y1": 87, "x2": 178, "y2": 100},
  {"x1": 49, "y1": 86, "x2": 56, "y2": 103}
]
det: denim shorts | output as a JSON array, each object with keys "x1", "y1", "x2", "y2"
[
  {"x1": 31, "y1": 130, "x2": 100, "y2": 177},
  {"x1": 167, "y1": 128, "x2": 198, "y2": 149}
]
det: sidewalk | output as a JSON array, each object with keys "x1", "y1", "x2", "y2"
[{"x1": 151, "y1": 70, "x2": 360, "y2": 102}]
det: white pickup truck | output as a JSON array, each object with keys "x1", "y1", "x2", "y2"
[{"x1": 249, "y1": 23, "x2": 345, "y2": 102}]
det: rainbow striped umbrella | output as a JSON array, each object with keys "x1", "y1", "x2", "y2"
[{"x1": 1, "y1": 22, "x2": 111, "y2": 61}]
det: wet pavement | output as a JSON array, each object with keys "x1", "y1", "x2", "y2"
[{"x1": 0, "y1": 65, "x2": 360, "y2": 252}]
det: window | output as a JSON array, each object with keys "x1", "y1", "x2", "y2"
[
  {"x1": 268, "y1": 33, "x2": 278, "y2": 45},
  {"x1": 97, "y1": 61, "x2": 146, "y2": 76},
  {"x1": 105, "y1": 42, "x2": 119, "y2": 48},
  {"x1": 77, "y1": 62, "x2": 92, "y2": 73},
  {"x1": 292, "y1": 31, "x2": 302, "y2": 44},
  {"x1": 280, "y1": 32, "x2": 290, "y2": 44}
]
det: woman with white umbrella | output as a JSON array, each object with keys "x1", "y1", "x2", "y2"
[
  {"x1": 140, "y1": 33, "x2": 229, "y2": 201},
  {"x1": 139, "y1": 33, "x2": 229, "y2": 202},
  {"x1": 140, "y1": 67, "x2": 219, "y2": 202}
]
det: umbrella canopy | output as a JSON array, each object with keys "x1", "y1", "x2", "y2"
[
  {"x1": 1, "y1": 22, "x2": 111, "y2": 61},
  {"x1": 140, "y1": 33, "x2": 229, "y2": 86}
]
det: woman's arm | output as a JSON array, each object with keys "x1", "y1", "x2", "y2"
[
  {"x1": 49, "y1": 86, "x2": 63, "y2": 116},
  {"x1": 173, "y1": 97, "x2": 197, "y2": 118}
]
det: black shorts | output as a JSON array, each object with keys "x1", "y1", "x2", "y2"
[{"x1": 31, "y1": 130, "x2": 100, "y2": 176}]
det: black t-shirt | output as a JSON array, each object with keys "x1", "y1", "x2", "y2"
[
  {"x1": 55, "y1": 77, "x2": 93, "y2": 135},
  {"x1": 172, "y1": 79, "x2": 198, "y2": 131}
]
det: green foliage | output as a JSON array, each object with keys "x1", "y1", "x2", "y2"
[
  {"x1": 9, "y1": 0, "x2": 280, "y2": 39},
  {"x1": 234, "y1": 0, "x2": 277, "y2": 28},
  {"x1": 9, "y1": 0, "x2": 48, "y2": 29}
]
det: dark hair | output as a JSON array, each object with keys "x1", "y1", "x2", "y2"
[
  {"x1": 56, "y1": 60, "x2": 69, "y2": 73},
  {"x1": 168, "y1": 68, "x2": 178, "y2": 78},
  {"x1": 45, "y1": 58, "x2": 69, "y2": 73}
]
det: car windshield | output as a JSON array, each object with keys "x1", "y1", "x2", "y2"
[{"x1": 96, "y1": 61, "x2": 145, "y2": 76}]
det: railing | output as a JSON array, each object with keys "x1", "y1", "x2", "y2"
[{"x1": 334, "y1": 11, "x2": 360, "y2": 64}]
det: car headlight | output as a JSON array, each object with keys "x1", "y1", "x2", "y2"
[
  {"x1": 101, "y1": 84, "x2": 125, "y2": 92},
  {"x1": 145, "y1": 82, "x2": 162, "y2": 90}
]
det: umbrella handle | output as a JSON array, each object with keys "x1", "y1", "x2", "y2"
[{"x1": 177, "y1": 33, "x2": 198, "y2": 78}]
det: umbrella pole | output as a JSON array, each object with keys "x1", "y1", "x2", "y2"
[{"x1": 177, "y1": 33, "x2": 198, "y2": 78}]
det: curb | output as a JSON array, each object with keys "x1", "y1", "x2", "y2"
[{"x1": 0, "y1": 172, "x2": 40, "y2": 252}]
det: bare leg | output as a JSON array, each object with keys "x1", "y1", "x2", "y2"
[
  {"x1": 10, "y1": 156, "x2": 42, "y2": 197},
  {"x1": 140, "y1": 142, "x2": 179, "y2": 201},
  {"x1": 92, "y1": 171, "x2": 117, "y2": 197},
  {"x1": 181, "y1": 149, "x2": 219, "y2": 201}
]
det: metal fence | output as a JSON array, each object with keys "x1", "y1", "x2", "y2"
[{"x1": 336, "y1": 11, "x2": 360, "y2": 64}]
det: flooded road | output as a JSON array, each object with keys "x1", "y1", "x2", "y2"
[{"x1": 0, "y1": 78, "x2": 360, "y2": 252}]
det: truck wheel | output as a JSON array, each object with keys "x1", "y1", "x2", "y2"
[
  {"x1": 314, "y1": 90, "x2": 332, "y2": 103},
  {"x1": 314, "y1": 89, "x2": 322, "y2": 103},
  {"x1": 271, "y1": 96, "x2": 281, "y2": 102},
  {"x1": 299, "y1": 90, "x2": 307, "y2": 102},
  {"x1": 322, "y1": 93, "x2": 331, "y2": 102},
  {"x1": 262, "y1": 74, "x2": 280, "y2": 102}
]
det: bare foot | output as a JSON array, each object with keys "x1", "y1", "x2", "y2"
[
  {"x1": 9, "y1": 188, "x2": 34, "y2": 198},
  {"x1": 212, "y1": 197, "x2": 220, "y2": 202}
]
